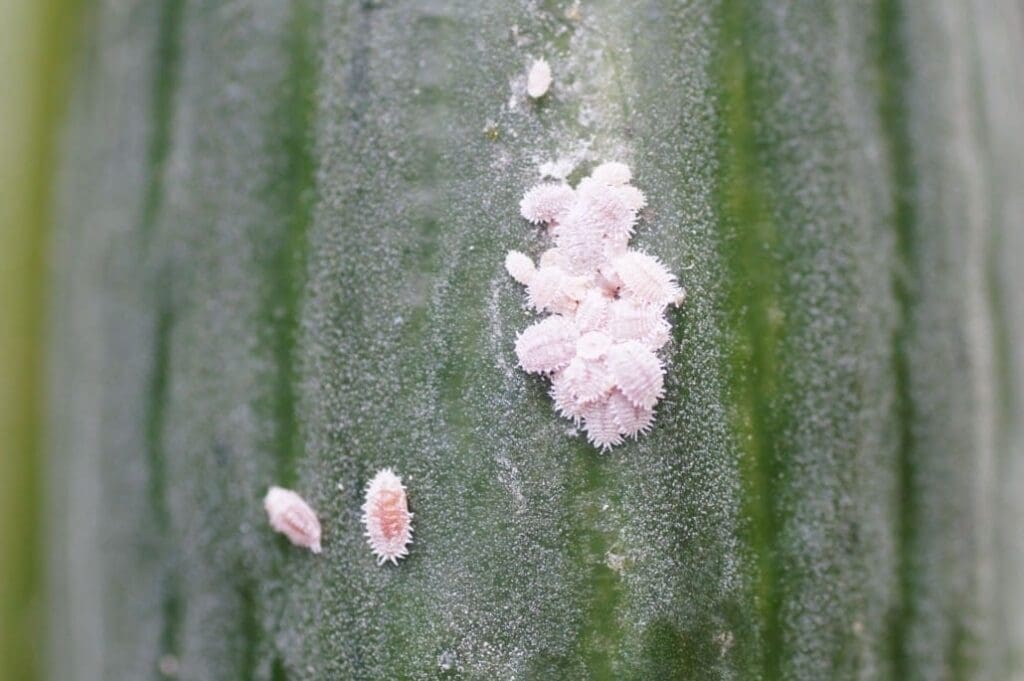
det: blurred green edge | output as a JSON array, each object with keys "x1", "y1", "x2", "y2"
[{"x1": 0, "y1": 0, "x2": 80, "y2": 679}]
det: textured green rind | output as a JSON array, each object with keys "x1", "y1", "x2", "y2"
[{"x1": 46, "y1": 1, "x2": 1024, "y2": 679}]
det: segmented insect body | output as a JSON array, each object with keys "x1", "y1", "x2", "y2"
[
  {"x1": 504, "y1": 163, "x2": 683, "y2": 450},
  {"x1": 606, "y1": 340, "x2": 665, "y2": 410},
  {"x1": 581, "y1": 399, "x2": 624, "y2": 451},
  {"x1": 556, "y1": 212, "x2": 607, "y2": 274},
  {"x1": 642, "y1": 321, "x2": 672, "y2": 352},
  {"x1": 602, "y1": 235, "x2": 630, "y2": 263},
  {"x1": 514, "y1": 315, "x2": 579, "y2": 373},
  {"x1": 526, "y1": 266, "x2": 578, "y2": 314},
  {"x1": 362, "y1": 469, "x2": 413, "y2": 566},
  {"x1": 576, "y1": 180, "x2": 637, "y2": 243},
  {"x1": 612, "y1": 251, "x2": 683, "y2": 307},
  {"x1": 607, "y1": 389, "x2": 655, "y2": 439},
  {"x1": 590, "y1": 161, "x2": 632, "y2": 186},
  {"x1": 550, "y1": 371, "x2": 586, "y2": 424},
  {"x1": 574, "y1": 290, "x2": 610, "y2": 333},
  {"x1": 519, "y1": 182, "x2": 574, "y2": 224},
  {"x1": 606, "y1": 298, "x2": 670, "y2": 350},
  {"x1": 264, "y1": 486, "x2": 322, "y2": 554},
  {"x1": 562, "y1": 356, "x2": 614, "y2": 404},
  {"x1": 576, "y1": 331, "x2": 612, "y2": 360},
  {"x1": 613, "y1": 184, "x2": 647, "y2": 211}
]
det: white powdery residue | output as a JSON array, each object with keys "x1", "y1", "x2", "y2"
[
  {"x1": 526, "y1": 58, "x2": 552, "y2": 99},
  {"x1": 535, "y1": 141, "x2": 592, "y2": 181},
  {"x1": 538, "y1": 158, "x2": 576, "y2": 181},
  {"x1": 506, "y1": 164, "x2": 685, "y2": 450}
]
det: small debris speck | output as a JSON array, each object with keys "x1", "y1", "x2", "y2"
[
  {"x1": 438, "y1": 649, "x2": 458, "y2": 672},
  {"x1": 605, "y1": 551, "x2": 626, "y2": 573},
  {"x1": 158, "y1": 655, "x2": 180, "y2": 677}
]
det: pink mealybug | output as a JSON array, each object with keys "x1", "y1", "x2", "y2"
[
  {"x1": 526, "y1": 266, "x2": 582, "y2": 315},
  {"x1": 264, "y1": 486, "x2": 322, "y2": 554},
  {"x1": 613, "y1": 184, "x2": 647, "y2": 211},
  {"x1": 539, "y1": 247, "x2": 571, "y2": 270},
  {"x1": 550, "y1": 370, "x2": 586, "y2": 424},
  {"x1": 505, "y1": 163, "x2": 683, "y2": 450},
  {"x1": 606, "y1": 298, "x2": 670, "y2": 349},
  {"x1": 581, "y1": 398, "x2": 624, "y2": 451},
  {"x1": 612, "y1": 251, "x2": 683, "y2": 307},
  {"x1": 519, "y1": 182, "x2": 574, "y2": 224},
  {"x1": 514, "y1": 315, "x2": 579, "y2": 373},
  {"x1": 361, "y1": 468, "x2": 413, "y2": 566},
  {"x1": 590, "y1": 161, "x2": 632, "y2": 186},
  {"x1": 573, "y1": 290, "x2": 610, "y2": 333},
  {"x1": 561, "y1": 356, "x2": 614, "y2": 404},
  {"x1": 607, "y1": 388, "x2": 655, "y2": 439},
  {"x1": 504, "y1": 250, "x2": 536, "y2": 286},
  {"x1": 576, "y1": 331, "x2": 613, "y2": 361},
  {"x1": 606, "y1": 340, "x2": 665, "y2": 410}
]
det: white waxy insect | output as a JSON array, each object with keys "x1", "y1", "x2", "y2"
[
  {"x1": 642, "y1": 320, "x2": 672, "y2": 351},
  {"x1": 562, "y1": 356, "x2": 614, "y2": 403},
  {"x1": 562, "y1": 274, "x2": 590, "y2": 303},
  {"x1": 574, "y1": 289, "x2": 610, "y2": 333},
  {"x1": 606, "y1": 340, "x2": 664, "y2": 410},
  {"x1": 539, "y1": 247, "x2": 571, "y2": 270},
  {"x1": 550, "y1": 370, "x2": 585, "y2": 424},
  {"x1": 574, "y1": 176, "x2": 602, "y2": 198},
  {"x1": 555, "y1": 214, "x2": 606, "y2": 273},
  {"x1": 362, "y1": 468, "x2": 413, "y2": 565},
  {"x1": 264, "y1": 486, "x2": 322, "y2": 554},
  {"x1": 590, "y1": 161, "x2": 632, "y2": 186},
  {"x1": 527, "y1": 266, "x2": 579, "y2": 315},
  {"x1": 526, "y1": 58, "x2": 553, "y2": 98},
  {"x1": 514, "y1": 315, "x2": 579, "y2": 373},
  {"x1": 614, "y1": 185, "x2": 646, "y2": 211},
  {"x1": 607, "y1": 388, "x2": 655, "y2": 438},
  {"x1": 612, "y1": 251, "x2": 682, "y2": 306},
  {"x1": 576, "y1": 176, "x2": 645, "y2": 212},
  {"x1": 576, "y1": 176, "x2": 644, "y2": 216},
  {"x1": 504, "y1": 250, "x2": 536, "y2": 285},
  {"x1": 585, "y1": 191, "x2": 636, "y2": 243},
  {"x1": 576, "y1": 330, "x2": 612, "y2": 360},
  {"x1": 582, "y1": 398, "x2": 624, "y2": 451},
  {"x1": 603, "y1": 233, "x2": 630, "y2": 261},
  {"x1": 606, "y1": 299, "x2": 666, "y2": 345},
  {"x1": 507, "y1": 162, "x2": 681, "y2": 449},
  {"x1": 520, "y1": 182, "x2": 575, "y2": 224}
]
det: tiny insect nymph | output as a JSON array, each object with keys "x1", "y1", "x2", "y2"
[
  {"x1": 362, "y1": 468, "x2": 413, "y2": 565},
  {"x1": 264, "y1": 486, "x2": 322, "y2": 554},
  {"x1": 526, "y1": 58, "x2": 552, "y2": 98}
]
